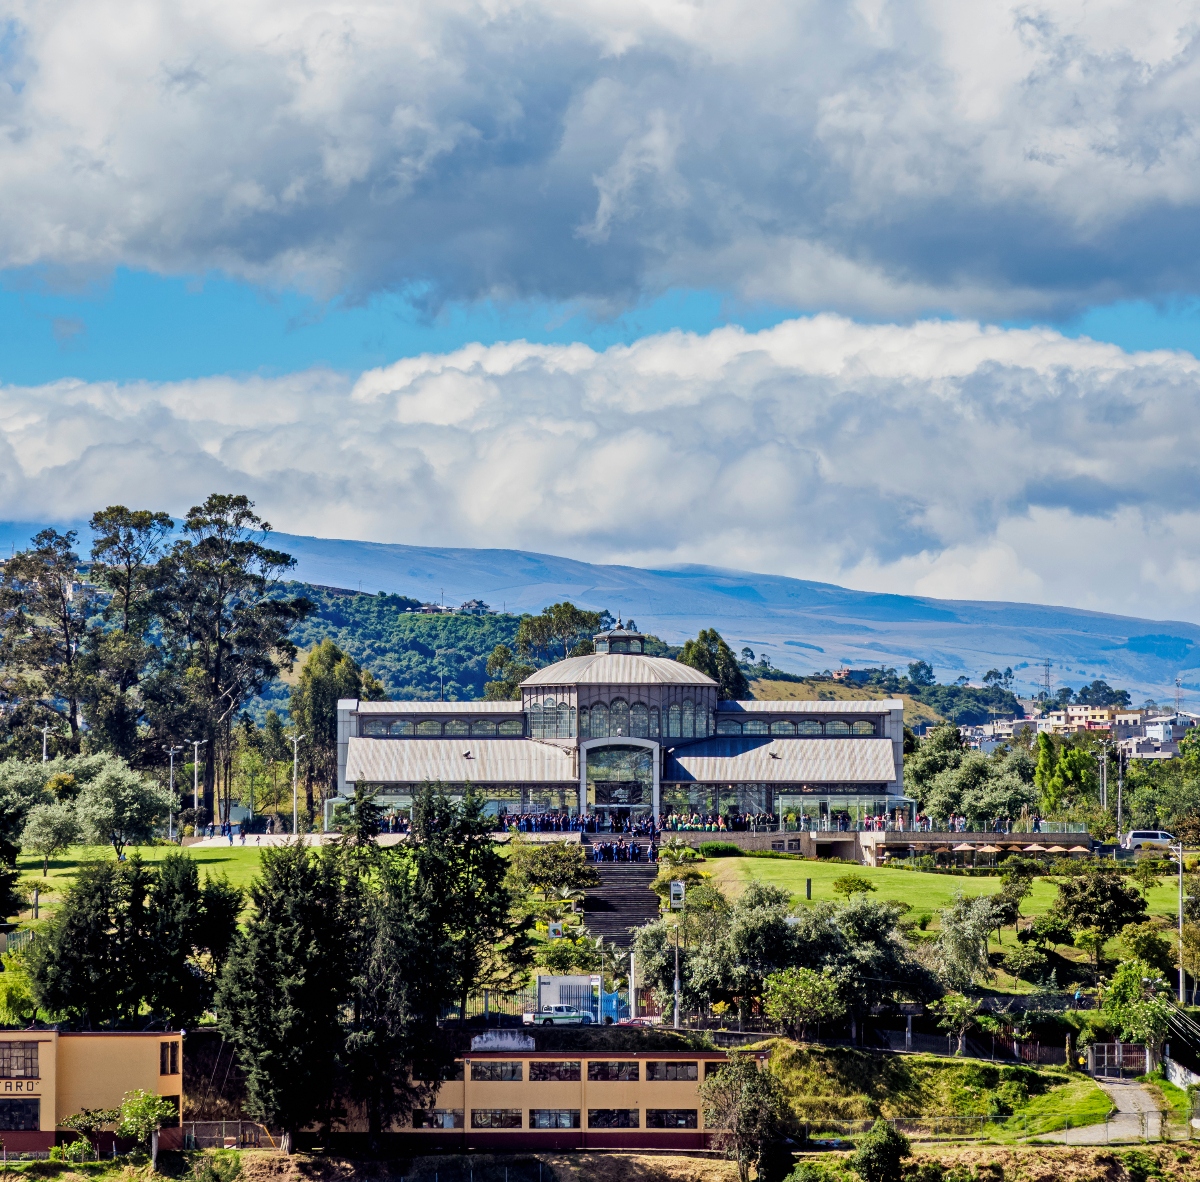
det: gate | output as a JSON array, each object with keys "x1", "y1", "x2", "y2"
[{"x1": 1088, "y1": 1042, "x2": 1149, "y2": 1078}]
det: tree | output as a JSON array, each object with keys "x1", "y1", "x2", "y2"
[
  {"x1": 831, "y1": 873, "x2": 876, "y2": 899},
  {"x1": 483, "y1": 644, "x2": 535, "y2": 700},
  {"x1": 29, "y1": 859, "x2": 155, "y2": 1027},
  {"x1": 289, "y1": 639, "x2": 387, "y2": 818},
  {"x1": 84, "y1": 506, "x2": 174, "y2": 761},
  {"x1": 903, "y1": 724, "x2": 964, "y2": 803},
  {"x1": 515, "y1": 603, "x2": 603, "y2": 662},
  {"x1": 0, "y1": 529, "x2": 94, "y2": 752},
  {"x1": 700, "y1": 1053, "x2": 790, "y2": 1182},
  {"x1": 507, "y1": 836, "x2": 600, "y2": 901},
  {"x1": 1103, "y1": 958, "x2": 1172, "y2": 1056},
  {"x1": 936, "y1": 893, "x2": 997, "y2": 990},
  {"x1": 907, "y1": 661, "x2": 935, "y2": 687},
  {"x1": 75, "y1": 758, "x2": 174, "y2": 858},
  {"x1": 1075, "y1": 680, "x2": 1132, "y2": 709},
  {"x1": 215, "y1": 844, "x2": 346, "y2": 1153},
  {"x1": 678, "y1": 629, "x2": 748, "y2": 700},
  {"x1": 338, "y1": 781, "x2": 385, "y2": 846},
  {"x1": 60, "y1": 1108, "x2": 119, "y2": 1158},
  {"x1": 762, "y1": 966, "x2": 844, "y2": 1039},
  {"x1": 1034, "y1": 732, "x2": 1057, "y2": 804},
  {"x1": 117, "y1": 1089, "x2": 179, "y2": 1169},
  {"x1": 21, "y1": 800, "x2": 81, "y2": 875},
  {"x1": 153, "y1": 494, "x2": 312, "y2": 819},
  {"x1": 1054, "y1": 863, "x2": 1147, "y2": 946},
  {"x1": 849, "y1": 1119, "x2": 911, "y2": 1182},
  {"x1": 1119, "y1": 922, "x2": 1176, "y2": 977},
  {"x1": 928, "y1": 992, "x2": 981, "y2": 1055}
]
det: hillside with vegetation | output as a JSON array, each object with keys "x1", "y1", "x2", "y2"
[{"x1": 750, "y1": 676, "x2": 945, "y2": 726}]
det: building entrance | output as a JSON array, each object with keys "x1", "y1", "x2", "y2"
[{"x1": 585, "y1": 745, "x2": 654, "y2": 822}]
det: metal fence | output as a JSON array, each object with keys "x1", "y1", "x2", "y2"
[
  {"x1": 4, "y1": 930, "x2": 33, "y2": 955},
  {"x1": 183, "y1": 1121, "x2": 273, "y2": 1149},
  {"x1": 396, "y1": 1160, "x2": 555, "y2": 1182},
  {"x1": 1087, "y1": 1042, "x2": 1150, "y2": 1078}
]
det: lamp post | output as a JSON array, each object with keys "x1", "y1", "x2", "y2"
[
  {"x1": 291, "y1": 734, "x2": 305, "y2": 837},
  {"x1": 189, "y1": 739, "x2": 207, "y2": 815},
  {"x1": 41, "y1": 726, "x2": 51, "y2": 763},
  {"x1": 163, "y1": 745, "x2": 182, "y2": 841},
  {"x1": 1177, "y1": 842, "x2": 1186, "y2": 1005}
]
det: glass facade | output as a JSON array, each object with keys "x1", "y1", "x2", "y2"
[{"x1": 586, "y1": 746, "x2": 653, "y2": 815}]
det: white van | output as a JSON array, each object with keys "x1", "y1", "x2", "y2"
[{"x1": 1122, "y1": 830, "x2": 1175, "y2": 850}]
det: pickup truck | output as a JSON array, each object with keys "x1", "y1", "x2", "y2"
[{"x1": 523, "y1": 1005, "x2": 594, "y2": 1026}]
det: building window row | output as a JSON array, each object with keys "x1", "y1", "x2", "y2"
[
  {"x1": 714, "y1": 718, "x2": 877, "y2": 737},
  {"x1": 529, "y1": 699, "x2": 576, "y2": 739},
  {"x1": 0, "y1": 1043, "x2": 37, "y2": 1080},
  {"x1": 415, "y1": 1108, "x2": 698, "y2": 1130},
  {"x1": 361, "y1": 718, "x2": 524, "y2": 738},
  {"x1": 577, "y1": 701, "x2": 716, "y2": 741}
]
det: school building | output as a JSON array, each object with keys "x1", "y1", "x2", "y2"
[
  {"x1": 0, "y1": 1031, "x2": 183, "y2": 1152},
  {"x1": 407, "y1": 1042, "x2": 730, "y2": 1150}
]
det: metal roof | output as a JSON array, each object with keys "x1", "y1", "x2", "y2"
[
  {"x1": 346, "y1": 737, "x2": 577, "y2": 784},
  {"x1": 523, "y1": 653, "x2": 717, "y2": 687},
  {"x1": 717, "y1": 699, "x2": 901, "y2": 714},
  {"x1": 353, "y1": 700, "x2": 523, "y2": 714},
  {"x1": 664, "y1": 737, "x2": 898, "y2": 784}
]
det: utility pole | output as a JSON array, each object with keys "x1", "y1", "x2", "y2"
[
  {"x1": 1098, "y1": 740, "x2": 1111, "y2": 811},
  {"x1": 163, "y1": 745, "x2": 182, "y2": 841},
  {"x1": 1178, "y1": 842, "x2": 1186, "y2": 1005},
  {"x1": 291, "y1": 734, "x2": 306, "y2": 837},
  {"x1": 673, "y1": 921, "x2": 681, "y2": 1031},
  {"x1": 1116, "y1": 748, "x2": 1125, "y2": 844},
  {"x1": 41, "y1": 726, "x2": 51, "y2": 763},
  {"x1": 189, "y1": 739, "x2": 207, "y2": 814}
]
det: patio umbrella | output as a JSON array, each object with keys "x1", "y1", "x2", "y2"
[
  {"x1": 1045, "y1": 845, "x2": 1068, "y2": 854},
  {"x1": 1069, "y1": 845, "x2": 1092, "y2": 854},
  {"x1": 977, "y1": 845, "x2": 1002, "y2": 853},
  {"x1": 953, "y1": 843, "x2": 975, "y2": 852},
  {"x1": 1023, "y1": 844, "x2": 1047, "y2": 852},
  {"x1": 934, "y1": 846, "x2": 952, "y2": 854}
]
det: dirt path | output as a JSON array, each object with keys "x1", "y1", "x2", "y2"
[{"x1": 1042, "y1": 1076, "x2": 1161, "y2": 1144}]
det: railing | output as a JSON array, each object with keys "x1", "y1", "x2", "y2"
[
  {"x1": 4, "y1": 930, "x2": 33, "y2": 954},
  {"x1": 183, "y1": 1121, "x2": 272, "y2": 1149}
]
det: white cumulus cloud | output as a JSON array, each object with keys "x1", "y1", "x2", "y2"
[
  {"x1": 4, "y1": 0, "x2": 1200, "y2": 314},
  {"x1": 3, "y1": 315, "x2": 1200, "y2": 621}
]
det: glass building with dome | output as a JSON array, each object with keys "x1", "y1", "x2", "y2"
[{"x1": 334, "y1": 624, "x2": 907, "y2": 829}]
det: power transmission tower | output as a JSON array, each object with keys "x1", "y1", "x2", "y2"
[
  {"x1": 1176, "y1": 677, "x2": 1184, "y2": 715},
  {"x1": 1041, "y1": 658, "x2": 1052, "y2": 702}
]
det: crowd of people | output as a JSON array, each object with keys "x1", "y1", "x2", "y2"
[
  {"x1": 658, "y1": 811, "x2": 777, "y2": 832},
  {"x1": 591, "y1": 838, "x2": 657, "y2": 863}
]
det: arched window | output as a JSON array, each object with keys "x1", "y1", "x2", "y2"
[
  {"x1": 716, "y1": 718, "x2": 742, "y2": 736},
  {"x1": 528, "y1": 704, "x2": 543, "y2": 739},
  {"x1": 416, "y1": 720, "x2": 441, "y2": 736},
  {"x1": 852, "y1": 720, "x2": 876, "y2": 736},
  {"x1": 611, "y1": 640, "x2": 630, "y2": 654},
  {"x1": 630, "y1": 703, "x2": 649, "y2": 738},
  {"x1": 592, "y1": 702, "x2": 610, "y2": 739},
  {"x1": 499, "y1": 719, "x2": 523, "y2": 736},
  {"x1": 389, "y1": 720, "x2": 414, "y2": 736},
  {"x1": 826, "y1": 720, "x2": 850, "y2": 735},
  {"x1": 667, "y1": 703, "x2": 681, "y2": 738},
  {"x1": 649, "y1": 707, "x2": 661, "y2": 738},
  {"x1": 579, "y1": 707, "x2": 590, "y2": 740},
  {"x1": 361, "y1": 718, "x2": 388, "y2": 736},
  {"x1": 707, "y1": 709, "x2": 715, "y2": 737},
  {"x1": 610, "y1": 699, "x2": 630, "y2": 736},
  {"x1": 771, "y1": 720, "x2": 796, "y2": 736},
  {"x1": 745, "y1": 719, "x2": 768, "y2": 735},
  {"x1": 444, "y1": 719, "x2": 469, "y2": 737},
  {"x1": 569, "y1": 706, "x2": 577, "y2": 737},
  {"x1": 557, "y1": 702, "x2": 570, "y2": 738},
  {"x1": 682, "y1": 700, "x2": 695, "y2": 739},
  {"x1": 470, "y1": 720, "x2": 497, "y2": 737},
  {"x1": 797, "y1": 720, "x2": 822, "y2": 735}
]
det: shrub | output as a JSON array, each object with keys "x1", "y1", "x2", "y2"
[
  {"x1": 849, "y1": 1118, "x2": 910, "y2": 1182},
  {"x1": 1002, "y1": 943, "x2": 1049, "y2": 982},
  {"x1": 699, "y1": 841, "x2": 743, "y2": 858},
  {"x1": 193, "y1": 1151, "x2": 243, "y2": 1182},
  {"x1": 49, "y1": 1140, "x2": 91, "y2": 1163}
]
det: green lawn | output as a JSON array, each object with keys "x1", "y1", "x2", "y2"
[
  {"x1": 712, "y1": 855, "x2": 1183, "y2": 920},
  {"x1": 17, "y1": 843, "x2": 267, "y2": 894}
]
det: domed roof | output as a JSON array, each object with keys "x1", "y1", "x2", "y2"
[{"x1": 522, "y1": 653, "x2": 717, "y2": 687}]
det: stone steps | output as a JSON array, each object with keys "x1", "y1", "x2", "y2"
[{"x1": 581, "y1": 863, "x2": 661, "y2": 946}]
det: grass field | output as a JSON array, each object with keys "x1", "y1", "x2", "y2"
[
  {"x1": 18, "y1": 843, "x2": 267, "y2": 894},
  {"x1": 751, "y1": 677, "x2": 944, "y2": 726}
]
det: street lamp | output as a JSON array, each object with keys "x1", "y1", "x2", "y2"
[
  {"x1": 1176, "y1": 842, "x2": 1187, "y2": 1005},
  {"x1": 41, "y1": 726, "x2": 51, "y2": 763},
  {"x1": 291, "y1": 734, "x2": 305, "y2": 837},
  {"x1": 189, "y1": 739, "x2": 207, "y2": 816},
  {"x1": 163, "y1": 745, "x2": 182, "y2": 841}
]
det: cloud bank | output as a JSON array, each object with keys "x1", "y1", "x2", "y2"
[
  {"x1": 3, "y1": 315, "x2": 1200, "y2": 620},
  {"x1": 5, "y1": 0, "x2": 1200, "y2": 316}
]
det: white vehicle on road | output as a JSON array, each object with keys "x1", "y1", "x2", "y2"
[
  {"x1": 1122, "y1": 830, "x2": 1175, "y2": 851},
  {"x1": 522, "y1": 1005, "x2": 594, "y2": 1026}
]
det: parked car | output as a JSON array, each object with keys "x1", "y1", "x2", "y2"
[
  {"x1": 1122, "y1": 830, "x2": 1175, "y2": 851},
  {"x1": 522, "y1": 1005, "x2": 594, "y2": 1026},
  {"x1": 617, "y1": 1016, "x2": 659, "y2": 1027}
]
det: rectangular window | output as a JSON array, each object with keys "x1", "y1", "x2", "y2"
[
  {"x1": 587, "y1": 1061, "x2": 639, "y2": 1082},
  {"x1": 530, "y1": 1109, "x2": 581, "y2": 1129},
  {"x1": 413, "y1": 1110, "x2": 464, "y2": 1129},
  {"x1": 158, "y1": 1097, "x2": 181, "y2": 1128},
  {"x1": 529, "y1": 1061, "x2": 581, "y2": 1082},
  {"x1": 0, "y1": 1099, "x2": 39, "y2": 1130},
  {"x1": 705, "y1": 1061, "x2": 727, "y2": 1077},
  {"x1": 471, "y1": 1109, "x2": 522, "y2": 1129},
  {"x1": 646, "y1": 1061, "x2": 697, "y2": 1081},
  {"x1": 587, "y1": 1109, "x2": 639, "y2": 1129},
  {"x1": 470, "y1": 1061, "x2": 523, "y2": 1082},
  {"x1": 160, "y1": 1041, "x2": 180, "y2": 1075},
  {"x1": 646, "y1": 1109, "x2": 698, "y2": 1129},
  {"x1": 0, "y1": 1044, "x2": 38, "y2": 1080}
]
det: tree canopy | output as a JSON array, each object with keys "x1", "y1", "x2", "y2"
[{"x1": 678, "y1": 629, "x2": 749, "y2": 700}]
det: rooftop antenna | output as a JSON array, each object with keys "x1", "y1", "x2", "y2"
[
  {"x1": 1176, "y1": 677, "x2": 1184, "y2": 715},
  {"x1": 1041, "y1": 658, "x2": 1052, "y2": 702}
]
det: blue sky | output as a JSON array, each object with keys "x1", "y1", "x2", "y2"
[{"x1": 6, "y1": 0, "x2": 1200, "y2": 635}]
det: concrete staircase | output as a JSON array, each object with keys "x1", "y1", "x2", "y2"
[{"x1": 581, "y1": 863, "x2": 661, "y2": 946}]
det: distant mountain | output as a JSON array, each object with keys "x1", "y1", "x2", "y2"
[{"x1": 2, "y1": 520, "x2": 1197, "y2": 703}]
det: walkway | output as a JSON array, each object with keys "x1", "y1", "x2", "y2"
[{"x1": 1042, "y1": 1078, "x2": 1162, "y2": 1144}]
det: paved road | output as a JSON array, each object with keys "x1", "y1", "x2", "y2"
[{"x1": 1042, "y1": 1078, "x2": 1161, "y2": 1144}]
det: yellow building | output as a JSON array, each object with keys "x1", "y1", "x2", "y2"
[
  {"x1": 409, "y1": 1047, "x2": 729, "y2": 1151},
  {"x1": 0, "y1": 1031, "x2": 182, "y2": 1153}
]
